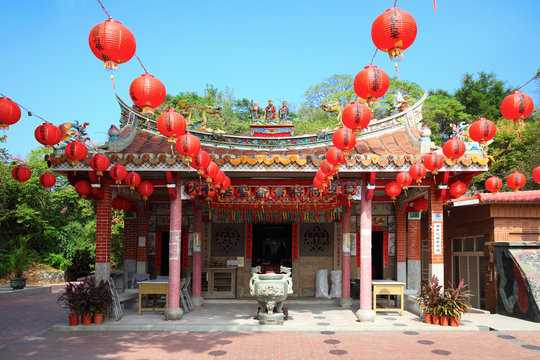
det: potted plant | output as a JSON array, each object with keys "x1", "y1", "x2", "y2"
[
  {"x1": 435, "y1": 295, "x2": 450, "y2": 326},
  {"x1": 79, "y1": 278, "x2": 94, "y2": 325},
  {"x1": 92, "y1": 279, "x2": 113, "y2": 324},
  {"x1": 5, "y1": 235, "x2": 37, "y2": 290},
  {"x1": 445, "y1": 279, "x2": 472, "y2": 327},
  {"x1": 417, "y1": 275, "x2": 442, "y2": 324},
  {"x1": 57, "y1": 282, "x2": 85, "y2": 326}
]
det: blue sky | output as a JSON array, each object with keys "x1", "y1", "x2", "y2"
[{"x1": 1, "y1": 0, "x2": 539, "y2": 157}]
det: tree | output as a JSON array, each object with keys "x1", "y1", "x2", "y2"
[
  {"x1": 422, "y1": 90, "x2": 470, "y2": 145},
  {"x1": 454, "y1": 72, "x2": 510, "y2": 119}
]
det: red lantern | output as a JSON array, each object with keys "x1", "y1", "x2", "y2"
[
  {"x1": 271, "y1": 186, "x2": 286, "y2": 201},
  {"x1": 485, "y1": 176, "x2": 503, "y2": 193},
  {"x1": 220, "y1": 176, "x2": 231, "y2": 192},
  {"x1": 371, "y1": 8, "x2": 417, "y2": 62},
  {"x1": 0, "y1": 97, "x2": 22, "y2": 130},
  {"x1": 236, "y1": 185, "x2": 251, "y2": 200},
  {"x1": 342, "y1": 102, "x2": 371, "y2": 132},
  {"x1": 254, "y1": 186, "x2": 270, "y2": 202},
  {"x1": 191, "y1": 150, "x2": 211, "y2": 175},
  {"x1": 324, "y1": 182, "x2": 339, "y2": 198},
  {"x1": 157, "y1": 109, "x2": 186, "y2": 142},
  {"x1": 332, "y1": 127, "x2": 357, "y2": 153},
  {"x1": 409, "y1": 162, "x2": 427, "y2": 184},
  {"x1": 137, "y1": 180, "x2": 154, "y2": 202},
  {"x1": 290, "y1": 185, "x2": 305, "y2": 200},
  {"x1": 39, "y1": 172, "x2": 56, "y2": 189},
  {"x1": 88, "y1": 19, "x2": 136, "y2": 71},
  {"x1": 308, "y1": 186, "x2": 322, "y2": 200},
  {"x1": 221, "y1": 185, "x2": 235, "y2": 199},
  {"x1": 75, "y1": 180, "x2": 92, "y2": 199},
  {"x1": 327, "y1": 148, "x2": 347, "y2": 170},
  {"x1": 213, "y1": 170, "x2": 226, "y2": 189},
  {"x1": 533, "y1": 166, "x2": 540, "y2": 184},
  {"x1": 449, "y1": 181, "x2": 467, "y2": 198},
  {"x1": 396, "y1": 171, "x2": 412, "y2": 190},
  {"x1": 176, "y1": 134, "x2": 201, "y2": 162},
  {"x1": 34, "y1": 123, "x2": 62, "y2": 147},
  {"x1": 11, "y1": 165, "x2": 31, "y2": 184},
  {"x1": 129, "y1": 74, "x2": 166, "y2": 115},
  {"x1": 341, "y1": 182, "x2": 357, "y2": 197},
  {"x1": 500, "y1": 91, "x2": 534, "y2": 124},
  {"x1": 320, "y1": 159, "x2": 338, "y2": 180},
  {"x1": 184, "y1": 181, "x2": 200, "y2": 197},
  {"x1": 413, "y1": 197, "x2": 429, "y2": 211},
  {"x1": 442, "y1": 138, "x2": 466, "y2": 160},
  {"x1": 506, "y1": 171, "x2": 526, "y2": 191},
  {"x1": 89, "y1": 154, "x2": 110, "y2": 178},
  {"x1": 110, "y1": 164, "x2": 127, "y2": 185},
  {"x1": 202, "y1": 161, "x2": 219, "y2": 183},
  {"x1": 200, "y1": 182, "x2": 216, "y2": 199},
  {"x1": 112, "y1": 196, "x2": 123, "y2": 210},
  {"x1": 316, "y1": 169, "x2": 330, "y2": 185},
  {"x1": 468, "y1": 118, "x2": 496, "y2": 145},
  {"x1": 125, "y1": 171, "x2": 141, "y2": 191},
  {"x1": 385, "y1": 181, "x2": 401, "y2": 201},
  {"x1": 313, "y1": 177, "x2": 325, "y2": 190},
  {"x1": 353, "y1": 65, "x2": 390, "y2": 107},
  {"x1": 423, "y1": 153, "x2": 444, "y2": 175},
  {"x1": 65, "y1": 141, "x2": 88, "y2": 165}
]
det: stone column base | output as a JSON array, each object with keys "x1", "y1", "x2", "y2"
[
  {"x1": 356, "y1": 309, "x2": 375, "y2": 322},
  {"x1": 192, "y1": 296, "x2": 204, "y2": 307},
  {"x1": 258, "y1": 312, "x2": 284, "y2": 325},
  {"x1": 339, "y1": 297, "x2": 353, "y2": 308},
  {"x1": 164, "y1": 308, "x2": 184, "y2": 320}
]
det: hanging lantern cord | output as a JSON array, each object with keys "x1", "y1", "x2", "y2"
[
  {"x1": 369, "y1": 49, "x2": 378, "y2": 65},
  {"x1": 96, "y1": 0, "x2": 112, "y2": 19},
  {"x1": 135, "y1": 54, "x2": 149, "y2": 74}
]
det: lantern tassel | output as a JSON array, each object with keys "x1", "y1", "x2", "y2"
[
  {"x1": 110, "y1": 74, "x2": 116, "y2": 92},
  {"x1": 433, "y1": 0, "x2": 437, "y2": 12},
  {"x1": 395, "y1": 62, "x2": 400, "y2": 80}
]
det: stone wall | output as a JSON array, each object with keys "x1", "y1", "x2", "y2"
[{"x1": 38, "y1": 270, "x2": 65, "y2": 283}]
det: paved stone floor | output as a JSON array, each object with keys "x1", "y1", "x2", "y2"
[{"x1": 1, "y1": 286, "x2": 540, "y2": 359}]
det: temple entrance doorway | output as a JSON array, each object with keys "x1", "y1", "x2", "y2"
[
  {"x1": 252, "y1": 224, "x2": 292, "y2": 273},
  {"x1": 372, "y1": 231, "x2": 384, "y2": 280},
  {"x1": 160, "y1": 231, "x2": 169, "y2": 276}
]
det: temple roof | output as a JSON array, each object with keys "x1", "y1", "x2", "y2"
[
  {"x1": 49, "y1": 92, "x2": 490, "y2": 176},
  {"x1": 450, "y1": 190, "x2": 540, "y2": 206}
]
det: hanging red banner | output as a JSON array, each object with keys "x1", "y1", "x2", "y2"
[
  {"x1": 383, "y1": 231, "x2": 389, "y2": 268},
  {"x1": 356, "y1": 232, "x2": 360, "y2": 267},
  {"x1": 156, "y1": 231, "x2": 161, "y2": 268},
  {"x1": 292, "y1": 223, "x2": 299, "y2": 259},
  {"x1": 245, "y1": 224, "x2": 252, "y2": 260},
  {"x1": 182, "y1": 231, "x2": 189, "y2": 268}
]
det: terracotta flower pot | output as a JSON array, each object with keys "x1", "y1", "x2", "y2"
[
  {"x1": 450, "y1": 316, "x2": 460, "y2": 327},
  {"x1": 440, "y1": 315, "x2": 449, "y2": 326},
  {"x1": 93, "y1": 313, "x2": 104, "y2": 325},
  {"x1": 69, "y1": 315, "x2": 79, "y2": 326},
  {"x1": 81, "y1": 315, "x2": 92, "y2": 325},
  {"x1": 424, "y1": 314, "x2": 432, "y2": 324},
  {"x1": 432, "y1": 314, "x2": 440, "y2": 325}
]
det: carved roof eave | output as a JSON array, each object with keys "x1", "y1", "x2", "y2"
[{"x1": 107, "y1": 92, "x2": 429, "y2": 153}]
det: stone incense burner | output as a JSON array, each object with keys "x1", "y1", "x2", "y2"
[{"x1": 250, "y1": 266, "x2": 293, "y2": 325}]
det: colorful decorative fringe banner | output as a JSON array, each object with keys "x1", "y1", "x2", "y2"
[{"x1": 209, "y1": 208, "x2": 341, "y2": 223}]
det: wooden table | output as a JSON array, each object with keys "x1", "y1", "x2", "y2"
[
  {"x1": 372, "y1": 280, "x2": 405, "y2": 316},
  {"x1": 138, "y1": 280, "x2": 168, "y2": 315}
]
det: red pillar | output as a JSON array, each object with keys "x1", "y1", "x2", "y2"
[
  {"x1": 340, "y1": 205, "x2": 352, "y2": 307},
  {"x1": 165, "y1": 172, "x2": 183, "y2": 319},
  {"x1": 428, "y1": 186, "x2": 445, "y2": 286},
  {"x1": 95, "y1": 178, "x2": 112, "y2": 282},
  {"x1": 356, "y1": 176, "x2": 375, "y2": 321},
  {"x1": 192, "y1": 206, "x2": 203, "y2": 306},
  {"x1": 396, "y1": 209, "x2": 407, "y2": 284}
]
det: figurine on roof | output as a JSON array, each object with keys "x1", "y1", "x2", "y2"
[
  {"x1": 279, "y1": 101, "x2": 290, "y2": 122},
  {"x1": 250, "y1": 100, "x2": 261, "y2": 121},
  {"x1": 265, "y1": 100, "x2": 276, "y2": 123}
]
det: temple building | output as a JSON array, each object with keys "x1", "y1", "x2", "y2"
[{"x1": 48, "y1": 92, "x2": 491, "y2": 319}]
